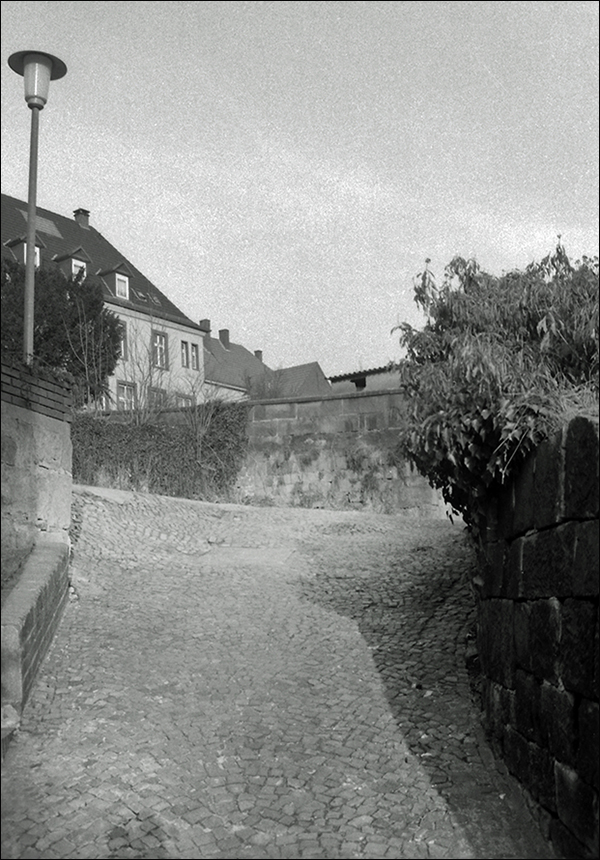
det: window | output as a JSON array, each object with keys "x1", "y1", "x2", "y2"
[
  {"x1": 191, "y1": 343, "x2": 200, "y2": 371},
  {"x1": 24, "y1": 244, "x2": 41, "y2": 268},
  {"x1": 119, "y1": 321, "x2": 128, "y2": 361},
  {"x1": 152, "y1": 331, "x2": 169, "y2": 369},
  {"x1": 181, "y1": 341, "x2": 190, "y2": 368},
  {"x1": 149, "y1": 387, "x2": 168, "y2": 409},
  {"x1": 72, "y1": 258, "x2": 87, "y2": 278},
  {"x1": 176, "y1": 394, "x2": 194, "y2": 409},
  {"x1": 117, "y1": 382, "x2": 136, "y2": 411},
  {"x1": 115, "y1": 274, "x2": 129, "y2": 299}
]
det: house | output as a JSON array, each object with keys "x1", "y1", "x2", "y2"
[
  {"x1": 1, "y1": 193, "x2": 332, "y2": 407},
  {"x1": 1, "y1": 193, "x2": 209, "y2": 410},
  {"x1": 328, "y1": 364, "x2": 401, "y2": 394}
]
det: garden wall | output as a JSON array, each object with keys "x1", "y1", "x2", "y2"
[
  {"x1": 475, "y1": 416, "x2": 599, "y2": 859},
  {"x1": 1, "y1": 363, "x2": 73, "y2": 755},
  {"x1": 235, "y1": 390, "x2": 445, "y2": 516}
]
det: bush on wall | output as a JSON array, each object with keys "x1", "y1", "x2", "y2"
[
  {"x1": 393, "y1": 242, "x2": 599, "y2": 537},
  {"x1": 72, "y1": 401, "x2": 249, "y2": 500}
]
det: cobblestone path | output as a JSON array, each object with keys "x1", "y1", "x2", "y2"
[{"x1": 1, "y1": 486, "x2": 554, "y2": 859}]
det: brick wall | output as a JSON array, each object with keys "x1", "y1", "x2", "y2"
[
  {"x1": 235, "y1": 390, "x2": 445, "y2": 516},
  {"x1": 475, "y1": 416, "x2": 599, "y2": 859}
]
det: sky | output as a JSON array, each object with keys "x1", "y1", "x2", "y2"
[{"x1": 1, "y1": 1, "x2": 598, "y2": 377}]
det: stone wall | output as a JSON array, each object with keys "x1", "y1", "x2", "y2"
[
  {"x1": 1, "y1": 362, "x2": 73, "y2": 558},
  {"x1": 475, "y1": 416, "x2": 599, "y2": 859},
  {"x1": 1, "y1": 363, "x2": 73, "y2": 751},
  {"x1": 235, "y1": 390, "x2": 445, "y2": 516}
]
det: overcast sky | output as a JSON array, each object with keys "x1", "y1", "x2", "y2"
[{"x1": 1, "y1": 1, "x2": 598, "y2": 376}]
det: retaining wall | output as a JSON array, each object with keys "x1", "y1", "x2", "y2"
[
  {"x1": 235, "y1": 390, "x2": 445, "y2": 515},
  {"x1": 475, "y1": 416, "x2": 599, "y2": 859},
  {"x1": 1, "y1": 363, "x2": 73, "y2": 753}
]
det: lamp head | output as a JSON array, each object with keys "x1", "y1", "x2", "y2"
[{"x1": 8, "y1": 51, "x2": 67, "y2": 109}]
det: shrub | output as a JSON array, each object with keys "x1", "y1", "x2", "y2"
[{"x1": 393, "y1": 243, "x2": 599, "y2": 536}]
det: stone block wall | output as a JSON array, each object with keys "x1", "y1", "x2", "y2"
[
  {"x1": 1, "y1": 362, "x2": 73, "y2": 557},
  {"x1": 235, "y1": 390, "x2": 445, "y2": 516},
  {"x1": 476, "y1": 416, "x2": 599, "y2": 858},
  {"x1": 1, "y1": 363, "x2": 73, "y2": 749}
]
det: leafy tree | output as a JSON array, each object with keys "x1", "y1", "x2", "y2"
[
  {"x1": 393, "y1": 241, "x2": 599, "y2": 536},
  {"x1": 1, "y1": 258, "x2": 122, "y2": 406}
]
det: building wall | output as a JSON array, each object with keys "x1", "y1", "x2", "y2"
[
  {"x1": 107, "y1": 306, "x2": 206, "y2": 408},
  {"x1": 235, "y1": 389, "x2": 445, "y2": 516},
  {"x1": 475, "y1": 416, "x2": 599, "y2": 859}
]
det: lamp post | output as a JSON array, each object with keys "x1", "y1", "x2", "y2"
[{"x1": 8, "y1": 51, "x2": 67, "y2": 365}]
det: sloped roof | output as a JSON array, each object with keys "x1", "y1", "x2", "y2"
[
  {"x1": 328, "y1": 364, "x2": 394, "y2": 382},
  {"x1": 203, "y1": 334, "x2": 268, "y2": 391},
  {"x1": 275, "y1": 362, "x2": 332, "y2": 397},
  {"x1": 1, "y1": 193, "x2": 202, "y2": 332}
]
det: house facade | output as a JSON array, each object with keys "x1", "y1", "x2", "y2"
[{"x1": 1, "y1": 193, "x2": 207, "y2": 410}]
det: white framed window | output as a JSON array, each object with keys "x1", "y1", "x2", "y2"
[
  {"x1": 176, "y1": 394, "x2": 194, "y2": 409},
  {"x1": 152, "y1": 331, "x2": 169, "y2": 369},
  {"x1": 181, "y1": 340, "x2": 190, "y2": 368},
  {"x1": 191, "y1": 343, "x2": 200, "y2": 371},
  {"x1": 115, "y1": 274, "x2": 129, "y2": 299},
  {"x1": 72, "y1": 258, "x2": 87, "y2": 278},
  {"x1": 117, "y1": 382, "x2": 136, "y2": 411},
  {"x1": 119, "y1": 321, "x2": 128, "y2": 361},
  {"x1": 23, "y1": 244, "x2": 41, "y2": 268}
]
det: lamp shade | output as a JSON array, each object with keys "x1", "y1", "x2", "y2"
[{"x1": 8, "y1": 51, "x2": 67, "y2": 109}]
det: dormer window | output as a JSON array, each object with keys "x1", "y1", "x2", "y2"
[
  {"x1": 72, "y1": 258, "x2": 87, "y2": 279},
  {"x1": 98, "y1": 262, "x2": 134, "y2": 300},
  {"x1": 53, "y1": 246, "x2": 92, "y2": 280},
  {"x1": 25, "y1": 244, "x2": 41, "y2": 268},
  {"x1": 115, "y1": 274, "x2": 129, "y2": 299},
  {"x1": 4, "y1": 235, "x2": 45, "y2": 267}
]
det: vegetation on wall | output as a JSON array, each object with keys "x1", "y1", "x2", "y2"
[
  {"x1": 72, "y1": 401, "x2": 249, "y2": 500},
  {"x1": 1, "y1": 258, "x2": 122, "y2": 406},
  {"x1": 393, "y1": 241, "x2": 599, "y2": 536}
]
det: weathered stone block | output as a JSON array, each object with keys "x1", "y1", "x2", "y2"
[
  {"x1": 574, "y1": 520, "x2": 599, "y2": 597},
  {"x1": 533, "y1": 432, "x2": 564, "y2": 529},
  {"x1": 479, "y1": 540, "x2": 506, "y2": 598},
  {"x1": 483, "y1": 678, "x2": 513, "y2": 742},
  {"x1": 564, "y1": 417, "x2": 599, "y2": 519},
  {"x1": 521, "y1": 523, "x2": 577, "y2": 599},
  {"x1": 514, "y1": 602, "x2": 533, "y2": 673},
  {"x1": 497, "y1": 482, "x2": 515, "y2": 541},
  {"x1": 513, "y1": 669, "x2": 542, "y2": 741},
  {"x1": 555, "y1": 761, "x2": 599, "y2": 854},
  {"x1": 513, "y1": 452, "x2": 536, "y2": 534},
  {"x1": 529, "y1": 598, "x2": 561, "y2": 683},
  {"x1": 540, "y1": 681, "x2": 576, "y2": 767},
  {"x1": 505, "y1": 538, "x2": 523, "y2": 598},
  {"x1": 560, "y1": 599, "x2": 597, "y2": 697},
  {"x1": 578, "y1": 699, "x2": 599, "y2": 791},
  {"x1": 477, "y1": 599, "x2": 515, "y2": 687},
  {"x1": 549, "y1": 817, "x2": 591, "y2": 860},
  {"x1": 503, "y1": 727, "x2": 556, "y2": 813}
]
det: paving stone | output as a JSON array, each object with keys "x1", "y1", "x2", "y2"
[{"x1": 1, "y1": 488, "x2": 556, "y2": 859}]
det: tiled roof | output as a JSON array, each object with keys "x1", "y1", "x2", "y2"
[
  {"x1": 276, "y1": 362, "x2": 332, "y2": 397},
  {"x1": 1, "y1": 193, "x2": 202, "y2": 331},
  {"x1": 328, "y1": 364, "x2": 394, "y2": 382},
  {"x1": 203, "y1": 335, "x2": 268, "y2": 391}
]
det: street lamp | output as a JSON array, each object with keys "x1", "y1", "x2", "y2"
[{"x1": 8, "y1": 51, "x2": 67, "y2": 365}]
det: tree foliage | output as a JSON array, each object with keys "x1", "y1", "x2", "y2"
[
  {"x1": 1, "y1": 258, "x2": 122, "y2": 405},
  {"x1": 393, "y1": 242, "x2": 599, "y2": 536}
]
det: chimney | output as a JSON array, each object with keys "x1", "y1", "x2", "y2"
[
  {"x1": 254, "y1": 349, "x2": 263, "y2": 362},
  {"x1": 199, "y1": 318, "x2": 211, "y2": 333},
  {"x1": 73, "y1": 208, "x2": 90, "y2": 229},
  {"x1": 218, "y1": 329, "x2": 230, "y2": 349}
]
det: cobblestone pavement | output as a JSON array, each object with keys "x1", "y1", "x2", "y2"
[{"x1": 1, "y1": 486, "x2": 555, "y2": 860}]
